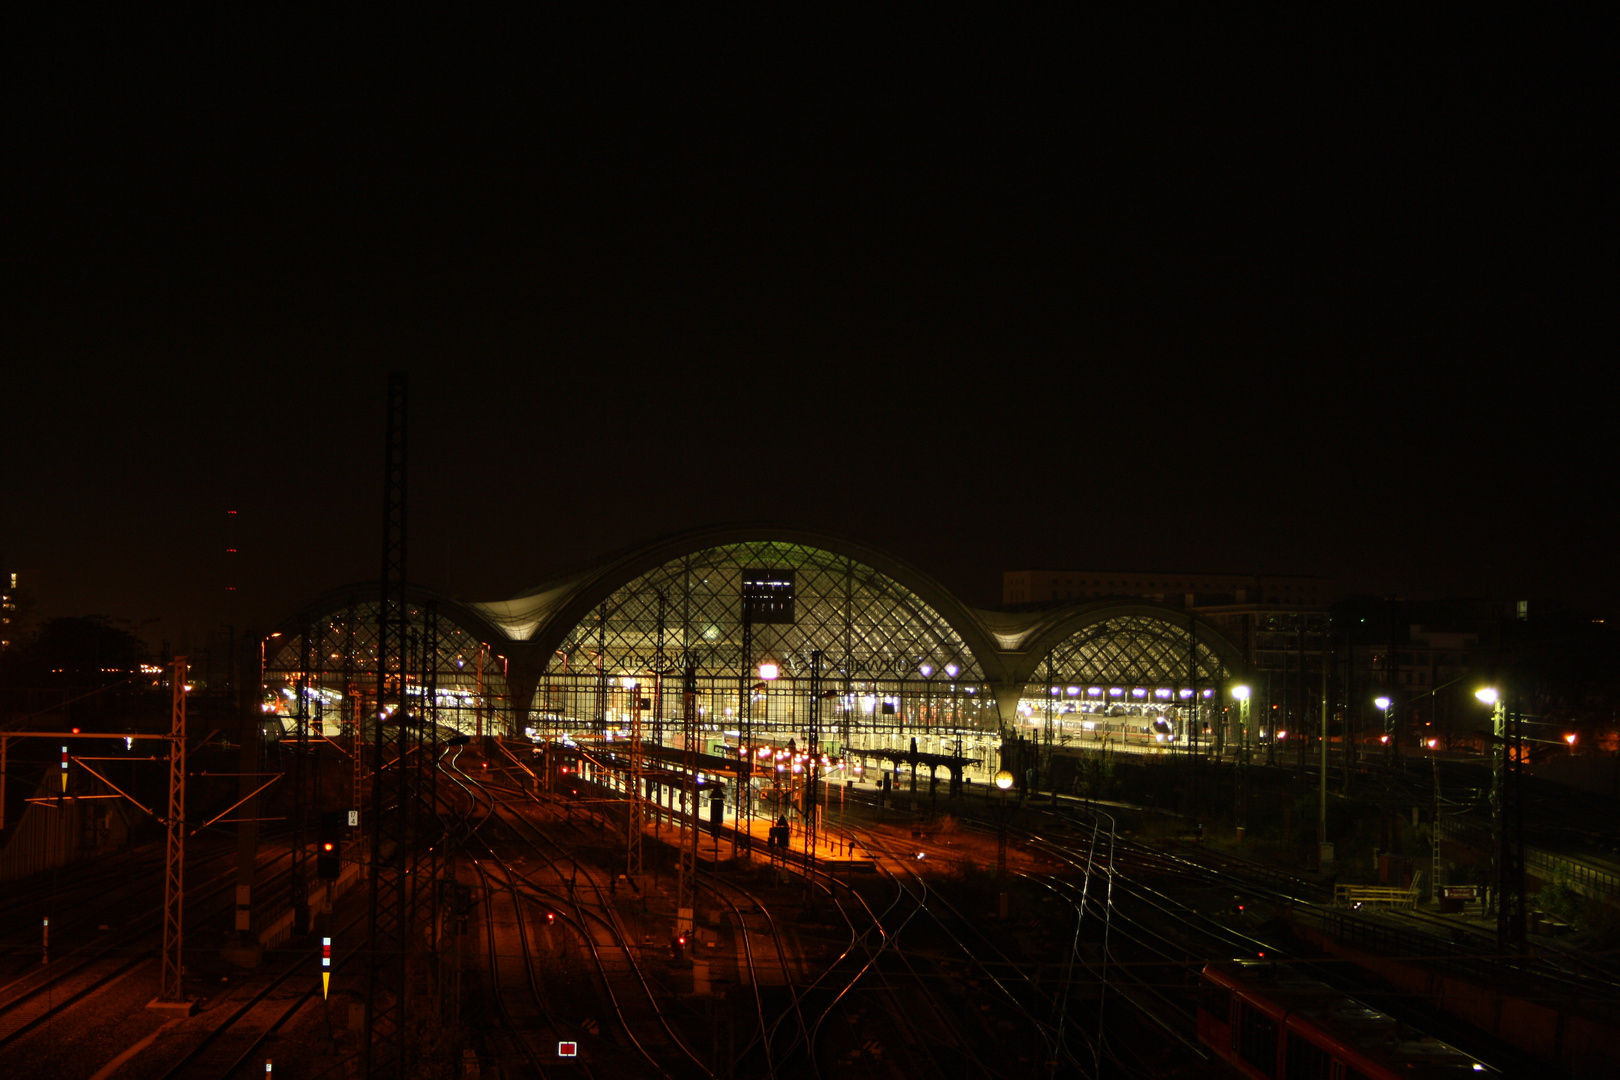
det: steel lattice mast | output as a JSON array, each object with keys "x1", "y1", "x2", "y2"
[
  {"x1": 627, "y1": 681, "x2": 644, "y2": 881},
  {"x1": 155, "y1": 656, "x2": 188, "y2": 1007},
  {"x1": 805, "y1": 649, "x2": 821, "y2": 887},
  {"x1": 292, "y1": 621, "x2": 312, "y2": 932},
  {"x1": 677, "y1": 664, "x2": 698, "y2": 936},
  {"x1": 365, "y1": 372, "x2": 410, "y2": 1079}
]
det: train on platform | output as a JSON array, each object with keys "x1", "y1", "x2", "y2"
[
  {"x1": 542, "y1": 744, "x2": 583, "y2": 796},
  {"x1": 1197, "y1": 960, "x2": 1498, "y2": 1079}
]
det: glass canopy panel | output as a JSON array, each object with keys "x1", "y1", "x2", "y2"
[
  {"x1": 535, "y1": 541, "x2": 988, "y2": 751},
  {"x1": 1014, "y1": 614, "x2": 1231, "y2": 752}
]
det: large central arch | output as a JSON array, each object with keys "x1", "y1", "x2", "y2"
[{"x1": 486, "y1": 526, "x2": 1005, "y2": 757}]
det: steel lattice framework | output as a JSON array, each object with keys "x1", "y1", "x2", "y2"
[
  {"x1": 1012, "y1": 614, "x2": 1233, "y2": 760},
  {"x1": 534, "y1": 541, "x2": 993, "y2": 746},
  {"x1": 156, "y1": 656, "x2": 187, "y2": 1006},
  {"x1": 1037, "y1": 614, "x2": 1228, "y2": 690},
  {"x1": 262, "y1": 601, "x2": 511, "y2": 736}
]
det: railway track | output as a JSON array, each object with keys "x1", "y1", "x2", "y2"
[{"x1": 0, "y1": 845, "x2": 296, "y2": 1055}]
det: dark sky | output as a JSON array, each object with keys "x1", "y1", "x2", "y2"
[{"x1": 4, "y1": 11, "x2": 1612, "y2": 649}]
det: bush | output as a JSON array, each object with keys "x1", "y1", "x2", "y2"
[{"x1": 1534, "y1": 873, "x2": 1582, "y2": 924}]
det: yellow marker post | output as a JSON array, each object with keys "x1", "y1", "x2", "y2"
[{"x1": 321, "y1": 936, "x2": 331, "y2": 998}]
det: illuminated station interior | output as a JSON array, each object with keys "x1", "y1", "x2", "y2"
[{"x1": 262, "y1": 529, "x2": 1243, "y2": 786}]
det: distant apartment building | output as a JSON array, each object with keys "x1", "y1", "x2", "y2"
[
  {"x1": 1, "y1": 570, "x2": 16, "y2": 651},
  {"x1": 1002, "y1": 569, "x2": 1337, "y2": 609}
]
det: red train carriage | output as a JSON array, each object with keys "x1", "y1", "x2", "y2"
[{"x1": 1198, "y1": 960, "x2": 1498, "y2": 1080}]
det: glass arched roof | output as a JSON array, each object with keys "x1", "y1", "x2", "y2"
[{"x1": 548, "y1": 540, "x2": 984, "y2": 683}]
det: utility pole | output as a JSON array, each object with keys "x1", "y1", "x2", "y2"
[
  {"x1": 1342, "y1": 632, "x2": 1357, "y2": 793},
  {"x1": 1318, "y1": 656, "x2": 1330, "y2": 868},
  {"x1": 365, "y1": 372, "x2": 410, "y2": 1080},
  {"x1": 737, "y1": 604, "x2": 753, "y2": 858},
  {"x1": 627, "y1": 681, "x2": 643, "y2": 882},
  {"x1": 224, "y1": 628, "x2": 264, "y2": 968},
  {"x1": 149, "y1": 657, "x2": 191, "y2": 1013},
  {"x1": 805, "y1": 650, "x2": 822, "y2": 891},
  {"x1": 292, "y1": 622, "x2": 312, "y2": 935},
  {"x1": 677, "y1": 666, "x2": 697, "y2": 938},
  {"x1": 1489, "y1": 690, "x2": 1527, "y2": 956}
]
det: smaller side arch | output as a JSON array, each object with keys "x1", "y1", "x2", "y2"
[{"x1": 1006, "y1": 601, "x2": 1248, "y2": 690}]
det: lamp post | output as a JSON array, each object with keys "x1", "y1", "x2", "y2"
[
  {"x1": 1232, "y1": 685, "x2": 1250, "y2": 843},
  {"x1": 1375, "y1": 696, "x2": 1394, "y2": 765},
  {"x1": 995, "y1": 768, "x2": 1014, "y2": 919},
  {"x1": 1428, "y1": 734, "x2": 1442, "y2": 902},
  {"x1": 739, "y1": 660, "x2": 778, "y2": 858},
  {"x1": 1478, "y1": 686, "x2": 1525, "y2": 956},
  {"x1": 945, "y1": 663, "x2": 960, "y2": 800}
]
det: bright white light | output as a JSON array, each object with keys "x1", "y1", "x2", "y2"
[
  {"x1": 1178, "y1": 689, "x2": 1193, "y2": 699},
  {"x1": 1109, "y1": 687, "x2": 1124, "y2": 697},
  {"x1": 1475, "y1": 688, "x2": 1499, "y2": 705},
  {"x1": 1375, "y1": 696, "x2": 1391, "y2": 711},
  {"x1": 758, "y1": 661, "x2": 779, "y2": 681},
  {"x1": 1131, "y1": 688, "x2": 1146, "y2": 698},
  {"x1": 1232, "y1": 684, "x2": 1251, "y2": 701},
  {"x1": 919, "y1": 664, "x2": 933, "y2": 677},
  {"x1": 945, "y1": 664, "x2": 959, "y2": 678},
  {"x1": 1082, "y1": 721, "x2": 1096, "y2": 731}
]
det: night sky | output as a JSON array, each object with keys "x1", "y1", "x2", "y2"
[{"x1": 5, "y1": 11, "x2": 1612, "y2": 650}]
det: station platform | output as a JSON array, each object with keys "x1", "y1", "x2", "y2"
[{"x1": 684, "y1": 812, "x2": 878, "y2": 874}]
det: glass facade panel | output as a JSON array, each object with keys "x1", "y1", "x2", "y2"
[
  {"x1": 1011, "y1": 615, "x2": 1230, "y2": 756},
  {"x1": 533, "y1": 542, "x2": 989, "y2": 758},
  {"x1": 263, "y1": 600, "x2": 513, "y2": 737}
]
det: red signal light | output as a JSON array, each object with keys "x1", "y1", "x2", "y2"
[
  {"x1": 71, "y1": 727, "x2": 81, "y2": 734},
  {"x1": 323, "y1": 842, "x2": 335, "y2": 852}
]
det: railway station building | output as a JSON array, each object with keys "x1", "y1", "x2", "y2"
[{"x1": 262, "y1": 526, "x2": 1252, "y2": 781}]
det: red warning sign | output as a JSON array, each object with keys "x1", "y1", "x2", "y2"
[{"x1": 558, "y1": 1041, "x2": 578, "y2": 1057}]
